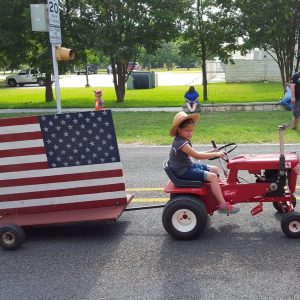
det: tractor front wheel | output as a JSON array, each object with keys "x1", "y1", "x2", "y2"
[
  {"x1": 281, "y1": 212, "x2": 300, "y2": 238},
  {"x1": 162, "y1": 195, "x2": 208, "y2": 240}
]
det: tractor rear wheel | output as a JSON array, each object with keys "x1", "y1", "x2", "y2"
[
  {"x1": 273, "y1": 195, "x2": 297, "y2": 213},
  {"x1": 281, "y1": 212, "x2": 300, "y2": 238},
  {"x1": 162, "y1": 195, "x2": 208, "y2": 240}
]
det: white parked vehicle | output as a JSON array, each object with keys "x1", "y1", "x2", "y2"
[{"x1": 6, "y1": 68, "x2": 47, "y2": 87}]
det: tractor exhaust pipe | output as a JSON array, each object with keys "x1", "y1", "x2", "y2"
[
  {"x1": 266, "y1": 124, "x2": 288, "y2": 197},
  {"x1": 278, "y1": 124, "x2": 288, "y2": 175},
  {"x1": 278, "y1": 124, "x2": 288, "y2": 156}
]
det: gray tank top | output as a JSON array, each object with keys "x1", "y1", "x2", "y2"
[{"x1": 169, "y1": 136, "x2": 193, "y2": 177}]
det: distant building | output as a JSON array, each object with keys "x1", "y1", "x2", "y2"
[{"x1": 224, "y1": 50, "x2": 281, "y2": 82}]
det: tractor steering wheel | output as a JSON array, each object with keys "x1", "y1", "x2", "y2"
[{"x1": 209, "y1": 142, "x2": 237, "y2": 163}]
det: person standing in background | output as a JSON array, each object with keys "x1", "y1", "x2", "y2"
[{"x1": 290, "y1": 72, "x2": 300, "y2": 130}]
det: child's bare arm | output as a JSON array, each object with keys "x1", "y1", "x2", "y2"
[
  {"x1": 206, "y1": 148, "x2": 218, "y2": 153},
  {"x1": 182, "y1": 144, "x2": 224, "y2": 160}
]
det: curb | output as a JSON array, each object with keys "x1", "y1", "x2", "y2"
[
  {"x1": 199, "y1": 102, "x2": 286, "y2": 113},
  {"x1": 0, "y1": 102, "x2": 287, "y2": 114}
]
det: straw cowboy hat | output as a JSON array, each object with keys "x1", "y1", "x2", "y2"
[{"x1": 170, "y1": 111, "x2": 200, "y2": 137}]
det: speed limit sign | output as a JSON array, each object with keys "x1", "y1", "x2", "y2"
[
  {"x1": 47, "y1": 0, "x2": 60, "y2": 27},
  {"x1": 47, "y1": 0, "x2": 61, "y2": 45}
]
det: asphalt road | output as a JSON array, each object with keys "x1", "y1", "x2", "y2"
[{"x1": 1, "y1": 144, "x2": 300, "y2": 300}]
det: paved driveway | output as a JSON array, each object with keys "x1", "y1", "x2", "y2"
[{"x1": 58, "y1": 72, "x2": 220, "y2": 88}]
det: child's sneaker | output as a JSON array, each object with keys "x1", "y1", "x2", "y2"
[{"x1": 218, "y1": 202, "x2": 240, "y2": 215}]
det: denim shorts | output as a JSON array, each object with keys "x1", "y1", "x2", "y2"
[{"x1": 180, "y1": 163, "x2": 210, "y2": 181}]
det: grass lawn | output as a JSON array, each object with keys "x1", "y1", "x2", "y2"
[
  {"x1": 1, "y1": 111, "x2": 297, "y2": 144},
  {"x1": 0, "y1": 76, "x2": 292, "y2": 145},
  {"x1": 113, "y1": 111, "x2": 297, "y2": 144},
  {"x1": 0, "y1": 82, "x2": 283, "y2": 109}
]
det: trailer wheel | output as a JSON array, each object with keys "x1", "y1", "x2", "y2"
[
  {"x1": 281, "y1": 212, "x2": 300, "y2": 238},
  {"x1": 273, "y1": 195, "x2": 297, "y2": 213},
  {"x1": 162, "y1": 195, "x2": 208, "y2": 240},
  {"x1": 0, "y1": 224, "x2": 25, "y2": 250}
]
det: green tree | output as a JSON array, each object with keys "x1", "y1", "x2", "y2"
[
  {"x1": 182, "y1": 0, "x2": 242, "y2": 100},
  {"x1": 0, "y1": 0, "x2": 95, "y2": 102},
  {"x1": 226, "y1": 0, "x2": 300, "y2": 85},
  {"x1": 59, "y1": 0, "x2": 96, "y2": 69},
  {"x1": 177, "y1": 49, "x2": 199, "y2": 69},
  {"x1": 0, "y1": 0, "x2": 36, "y2": 69},
  {"x1": 139, "y1": 48, "x2": 156, "y2": 70},
  {"x1": 0, "y1": 51, "x2": 10, "y2": 72},
  {"x1": 155, "y1": 42, "x2": 180, "y2": 70},
  {"x1": 87, "y1": 0, "x2": 191, "y2": 102},
  {"x1": 0, "y1": 0, "x2": 56, "y2": 101}
]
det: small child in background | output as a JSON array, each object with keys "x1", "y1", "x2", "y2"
[{"x1": 94, "y1": 90, "x2": 104, "y2": 111}]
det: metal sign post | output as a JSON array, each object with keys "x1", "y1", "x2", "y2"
[
  {"x1": 47, "y1": 0, "x2": 62, "y2": 113},
  {"x1": 51, "y1": 45, "x2": 61, "y2": 113}
]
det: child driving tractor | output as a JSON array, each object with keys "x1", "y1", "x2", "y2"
[{"x1": 169, "y1": 112, "x2": 240, "y2": 214}]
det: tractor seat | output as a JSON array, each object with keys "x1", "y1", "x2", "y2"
[{"x1": 163, "y1": 160, "x2": 204, "y2": 188}]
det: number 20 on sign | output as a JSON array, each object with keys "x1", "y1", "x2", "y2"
[{"x1": 47, "y1": 0, "x2": 60, "y2": 27}]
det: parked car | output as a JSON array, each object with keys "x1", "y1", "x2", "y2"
[
  {"x1": 127, "y1": 62, "x2": 142, "y2": 71},
  {"x1": 6, "y1": 69, "x2": 47, "y2": 87},
  {"x1": 74, "y1": 64, "x2": 98, "y2": 75}
]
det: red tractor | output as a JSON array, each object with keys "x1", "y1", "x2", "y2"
[{"x1": 163, "y1": 124, "x2": 300, "y2": 240}]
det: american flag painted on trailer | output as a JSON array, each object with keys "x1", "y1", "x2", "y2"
[{"x1": 0, "y1": 110, "x2": 127, "y2": 214}]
